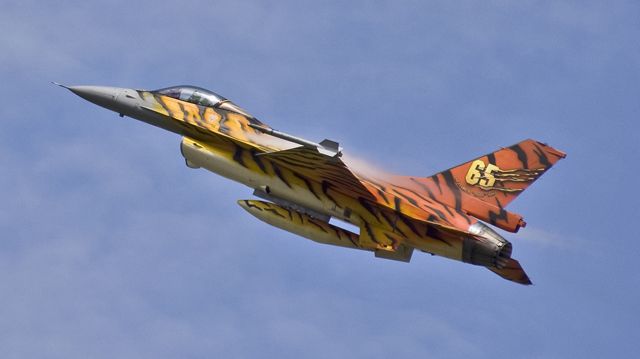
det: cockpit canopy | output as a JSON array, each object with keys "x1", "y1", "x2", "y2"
[{"x1": 153, "y1": 85, "x2": 254, "y2": 119}]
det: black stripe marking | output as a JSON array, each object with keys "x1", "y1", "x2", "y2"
[
  {"x1": 425, "y1": 225, "x2": 440, "y2": 239},
  {"x1": 509, "y1": 144, "x2": 529, "y2": 169},
  {"x1": 440, "y1": 203, "x2": 454, "y2": 217},
  {"x1": 396, "y1": 213, "x2": 421, "y2": 237},
  {"x1": 293, "y1": 173, "x2": 321, "y2": 200},
  {"x1": 363, "y1": 222, "x2": 380, "y2": 245},
  {"x1": 249, "y1": 149, "x2": 268, "y2": 174},
  {"x1": 424, "y1": 225, "x2": 451, "y2": 246},
  {"x1": 532, "y1": 143, "x2": 551, "y2": 168},
  {"x1": 441, "y1": 170, "x2": 462, "y2": 212},
  {"x1": 264, "y1": 207, "x2": 286, "y2": 218},
  {"x1": 488, "y1": 208, "x2": 508, "y2": 226},
  {"x1": 409, "y1": 177, "x2": 436, "y2": 200},
  {"x1": 308, "y1": 219, "x2": 329, "y2": 233},
  {"x1": 376, "y1": 187, "x2": 390, "y2": 205},
  {"x1": 378, "y1": 209, "x2": 395, "y2": 228},
  {"x1": 392, "y1": 189, "x2": 418, "y2": 207},
  {"x1": 488, "y1": 200, "x2": 508, "y2": 226},
  {"x1": 487, "y1": 152, "x2": 496, "y2": 165},
  {"x1": 233, "y1": 145, "x2": 246, "y2": 168},
  {"x1": 272, "y1": 157, "x2": 318, "y2": 170},
  {"x1": 321, "y1": 180, "x2": 339, "y2": 206},
  {"x1": 243, "y1": 200, "x2": 262, "y2": 210},
  {"x1": 432, "y1": 174, "x2": 443, "y2": 194},
  {"x1": 380, "y1": 211, "x2": 406, "y2": 238},
  {"x1": 177, "y1": 102, "x2": 189, "y2": 123},
  {"x1": 421, "y1": 203, "x2": 447, "y2": 221},
  {"x1": 391, "y1": 183, "x2": 433, "y2": 203},
  {"x1": 394, "y1": 197, "x2": 402, "y2": 212},
  {"x1": 198, "y1": 105, "x2": 206, "y2": 121},
  {"x1": 218, "y1": 112, "x2": 229, "y2": 135},
  {"x1": 334, "y1": 227, "x2": 357, "y2": 247},
  {"x1": 441, "y1": 170, "x2": 471, "y2": 224},
  {"x1": 271, "y1": 163, "x2": 292, "y2": 188},
  {"x1": 358, "y1": 197, "x2": 381, "y2": 222},
  {"x1": 155, "y1": 95, "x2": 174, "y2": 117}
]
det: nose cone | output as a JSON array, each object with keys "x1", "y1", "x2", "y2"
[{"x1": 66, "y1": 85, "x2": 124, "y2": 110}]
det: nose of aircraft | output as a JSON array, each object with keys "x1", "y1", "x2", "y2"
[
  {"x1": 53, "y1": 82, "x2": 137, "y2": 115},
  {"x1": 65, "y1": 85, "x2": 124, "y2": 109}
]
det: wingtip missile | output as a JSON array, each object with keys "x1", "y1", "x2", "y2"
[{"x1": 249, "y1": 123, "x2": 342, "y2": 157}]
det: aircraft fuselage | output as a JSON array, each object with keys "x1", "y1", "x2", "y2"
[{"x1": 59, "y1": 83, "x2": 566, "y2": 285}]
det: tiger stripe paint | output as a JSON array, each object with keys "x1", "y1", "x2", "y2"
[
  {"x1": 239, "y1": 199, "x2": 363, "y2": 250},
  {"x1": 64, "y1": 84, "x2": 566, "y2": 285}
]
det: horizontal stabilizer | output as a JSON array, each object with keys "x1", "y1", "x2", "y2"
[{"x1": 487, "y1": 258, "x2": 532, "y2": 285}]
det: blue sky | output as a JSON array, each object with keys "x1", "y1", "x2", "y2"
[{"x1": 1, "y1": 1, "x2": 638, "y2": 358}]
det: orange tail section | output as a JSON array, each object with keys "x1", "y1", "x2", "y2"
[
  {"x1": 446, "y1": 139, "x2": 565, "y2": 207},
  {"x1": 409, "y1": 139, "x2": 565, "y2": 232}
]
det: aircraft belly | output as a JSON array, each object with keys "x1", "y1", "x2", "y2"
[
  {"x1": 360, "y1": 220, "x2": 464, "y2": 262},
  {"x1": 405, "y1": 234, "x2": 463, "y2": 262}
]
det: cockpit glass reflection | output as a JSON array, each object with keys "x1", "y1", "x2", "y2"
[
  {"x1": 153, "y1": 85, "x2": 256, "y2": 120},
  {"x1": 155, "y1": 86, "x2": 227, "y2": 108}
]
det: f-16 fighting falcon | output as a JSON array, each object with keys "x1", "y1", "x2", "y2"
[{"x1": 56, "y1": 83, "x2": 565, "y2": 285}]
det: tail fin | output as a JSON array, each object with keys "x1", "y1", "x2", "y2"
[
  {"x1": 447, "y1": 139, "x2": 566, "y2": 207},
  {"x1": 411, "y1": 139, "x2": 565, "y2": 232}
]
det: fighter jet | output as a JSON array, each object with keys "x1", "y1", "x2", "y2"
[{"x1": 56, "y1": 83, "x2": 566, "y2": 285}]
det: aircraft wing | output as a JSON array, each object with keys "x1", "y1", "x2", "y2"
[{"x1": 259, "y1": 146, "x2": 376, "y2": 200}]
